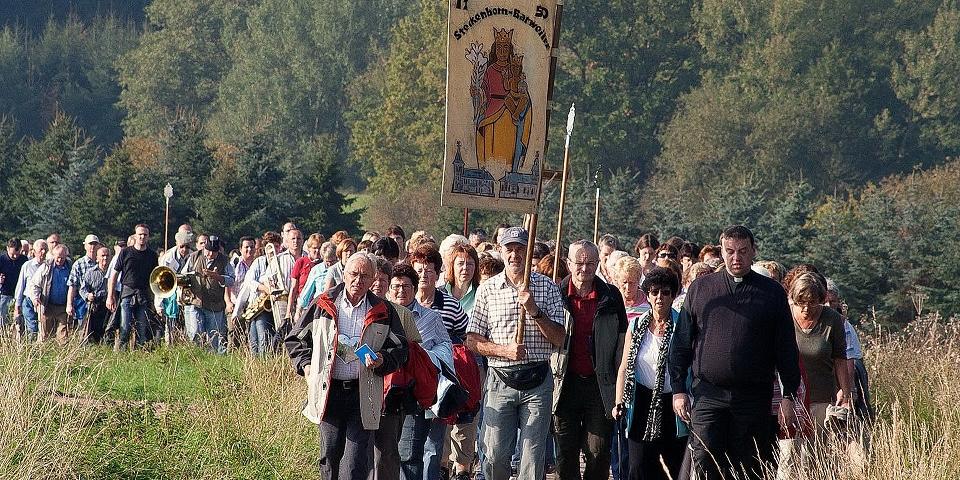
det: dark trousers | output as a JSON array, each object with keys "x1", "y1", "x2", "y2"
[
  {"x1": 689, "y1": 393, "x2": 776, "y2": 480},
  {"x1": 371, "y1": 413, "x2": 402, "y2": 480},
  {"x1": 626, "y1": 386, "x2": 685, "y2": 480},
  {"x1": 553, "y1": 373, "x2": 614, "y2": 480},
  {"x1": 84, "y1": 301, "x2": 108, "y2": 344},
  {"x1": 320, "y1": 380, "x2": 372, "y2": 480}
]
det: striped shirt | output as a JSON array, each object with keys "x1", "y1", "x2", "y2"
[
  {"x1": 331, "y1": 290, "x2": 369, "y2": 380},
  {"x1": 443, "y1": 282, "x2": 477, "y2": 317},
  {"x1": 429, "y1": 288, "x2": 469, "y2": 340},
  {"x1": 67, "y1": 255, "x2": 97, "y2": 288},
  {"x1": 467, "y1": 271, "x2": 565, "y2": 368},
  {"x1": 79, "y1": 267, "x2": 108, "y2": 302},
  {"x1": 406, "y1": 300, "x2": 451, "y2": 351}
]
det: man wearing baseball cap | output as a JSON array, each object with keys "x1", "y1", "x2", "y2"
[
  {"x1": 181, "y1": 235, "x2": 234, "y2": 354},
  {"x1": 466, "y1": 226, "x2": 566, "y2": 480},
  {"x1": 66, "y1": 234, "x2": 102, "y2": 324},
  {"x1": 153, "y1": 230, "x2": 196, "y2": 344}
]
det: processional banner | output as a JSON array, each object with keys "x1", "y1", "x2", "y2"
[{"x1": 441, "y1": 0, "x2": 558, "y2": 213}]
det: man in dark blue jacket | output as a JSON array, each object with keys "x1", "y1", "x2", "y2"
[{"x1": 669, "y1": 225, "x2": 801, "y2": 480}]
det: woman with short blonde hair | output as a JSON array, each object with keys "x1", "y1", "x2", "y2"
[{"x1": 614, "y1": 256, "x2": 649, "y2": 321}]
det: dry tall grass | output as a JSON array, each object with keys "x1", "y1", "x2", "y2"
[
  {"x1": 0, "y1": 340, "x2": 320, "y2": 479},
  {"x1": 856, "y1": 314, "x2": 960, "y2": 480},
  {"x1": 1, "y1": 315, "x2": 957, "y2": 479},
  {"x1": 0, "y1": 341, "x2": 100, "y2": 478},
  {"x1": 768, "y1": 314, "x2": 960, "y2": 480}
]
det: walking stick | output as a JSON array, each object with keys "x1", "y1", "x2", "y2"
[
  {"x1": 36, "y1": 301, "x2": 45, "y2": 343},
  {"x1": 616, "y1": 416, "x2": 625, "y2": 478},
  {"x1": 516, "y1": 213, "x2": 539, "y2": 345},
  {"x1": 552, "y1": 103, "x2": 575, "y2": 283},
  {"x1": 81, "y1": 300, "x2": 92, "y2": 344}
]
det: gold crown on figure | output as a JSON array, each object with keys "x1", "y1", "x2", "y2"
[{"x1": 494, "y1": 28, "x2": 514, "y2": 44}]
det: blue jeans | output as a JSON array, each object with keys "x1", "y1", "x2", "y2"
[
  {"x1": 22, "y1": 299, "x2": 38, "y2": 333},
  {"x1": 399, "y1": 410, "x2": 446, "y2": 480},
  {"x1": 120, "y1": 296, "x2": 150, "y2": 347},
  {"x1": 511, "y1": 426, "x2": 556, "y2": 472},
  {"x1": 481, "y1": 366, "x2": 553, "y2": 480},
  {"x1": 424, "y1": 415, "x2": 446, "y2": 479},
  {"x1": 0, "y1": 295, "x2": 13, "y2": 329},
  {"x1": 248, "y1": 313, "x2": 275, "y2": 356},
  {"x1": 192, "y1": 307, "x2": 227, "y2": 354}
]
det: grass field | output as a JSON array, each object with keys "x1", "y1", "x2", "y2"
[
  {"x1": 1, "y1": 314, "x2": 958, "y2": 479},
  {"x1": 0, "y1": 343, "x2": 320, "y2": 479}
]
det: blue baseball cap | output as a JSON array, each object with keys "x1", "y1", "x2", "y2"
[{"x1": 498, "y1": 227, "x2": 529, "y2": 247}]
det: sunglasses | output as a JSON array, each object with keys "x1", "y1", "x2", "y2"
[
  {"x1": 657, "y1": 252, "x2": 677, "y2": 259},
  {"x1": 647, "y1": 288, "x2": 674, "y2": 297}
]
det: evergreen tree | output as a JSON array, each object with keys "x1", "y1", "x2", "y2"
[
  {"x1": 552, "y1": 0, "x2": 701, "y2": 174},
  {"x1": 757, "y1": 179, "x2": 817, "y2": 267},
  {"x1": 0, "y1": 116, "x2": 21, "y2": 238},
  {"x1": 155, "y1": 115, "x2": 216, "y2": 227},
  {"x1": 194, "y1": 131, "x2": 280, "y2": 244},
  {"x1": 35, "y1": 137, "x2": 101, "y2": 246},
  {"x1": 117, "y1": 0, "x2": 230, "y2": 137},
  {"x1": 73, "y1": 144, "x2": 163, "y2": 243},
  {"x1": 347, "y1": 0, "x2": 447, "y2": 231},
  {"x1": 273, "y1": 136, "x2": 360, "y2": 236},
  {"x1": 12, "y1": 112, "x2": 98, "y2": 240}
]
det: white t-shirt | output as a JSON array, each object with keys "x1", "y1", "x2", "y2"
[{"x1": 635, "y1": 331, "x2": 673, "y2": 393}]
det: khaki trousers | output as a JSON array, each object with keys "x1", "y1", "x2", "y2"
[{"x1": 40, "y1": 304, "x2": 71, "y2": 344}]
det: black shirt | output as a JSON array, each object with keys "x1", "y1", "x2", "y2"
[
  {"x1": 0, "y1": 252, "x2": 27, "y2": 296},
  {"x1": 114, "y1": 246, "x2": 158, "y2": 297},
  {"x1": 669, "y1": 270, "x2": 801, "y2": 400}
]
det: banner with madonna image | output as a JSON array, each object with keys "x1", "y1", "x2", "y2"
[{"x1": 441, "y1": 0, "x2": 558, "y2": 213}]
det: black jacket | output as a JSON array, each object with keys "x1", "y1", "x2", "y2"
[{"x1": 669, "y1": 270, "x2": 801, "y2": 401}]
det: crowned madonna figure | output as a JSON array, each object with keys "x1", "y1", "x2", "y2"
[{"x1": 471, "y1": 28, "x2": 533, "y2": 176}]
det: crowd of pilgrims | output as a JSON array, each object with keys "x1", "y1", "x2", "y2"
[{"x1": 0, "y1": 221, "x2": 872, "y2": 480}]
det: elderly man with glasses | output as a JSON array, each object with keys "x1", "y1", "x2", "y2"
[
  {"x1": 286, "y1": 252, "x2": 409, "y2": 480},
  {"x1": 552, "y1": 240, "x2": 628, "y2": 480}
]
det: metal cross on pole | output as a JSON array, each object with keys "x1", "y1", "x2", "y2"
[
  {"x1": 552, "y1": 103, "x2": 576, "y2": 283},
  {"x1": 163, "y1": 183, "x2": 173, "y2": 253}
]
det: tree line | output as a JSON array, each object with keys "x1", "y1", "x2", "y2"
[{"x1": 1, "y1": 0, "x2": 959, "y2": 322}]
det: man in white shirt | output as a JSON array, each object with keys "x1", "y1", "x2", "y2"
[
  {"x1": 13, "y1": 240, "x2": 48, "y2": 340},
  {"x1": 264, "y1": 228, "x2": 303, "y2": 338}
]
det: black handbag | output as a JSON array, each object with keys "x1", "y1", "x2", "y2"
[{"x1": 492, "y1": 362, "x2": 549, "y2": 390}]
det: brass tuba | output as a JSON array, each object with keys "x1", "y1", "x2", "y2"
[{"x1": 149, "y1": 266, "x2": 193, "y2": 299}]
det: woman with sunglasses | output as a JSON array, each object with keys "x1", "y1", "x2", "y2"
[
  {"x1": 611, "y1": 267, "x2": 688, "y2": 480},
  {"x1": 654, "y1": 244, "x2": 679, "y2": 262}
]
